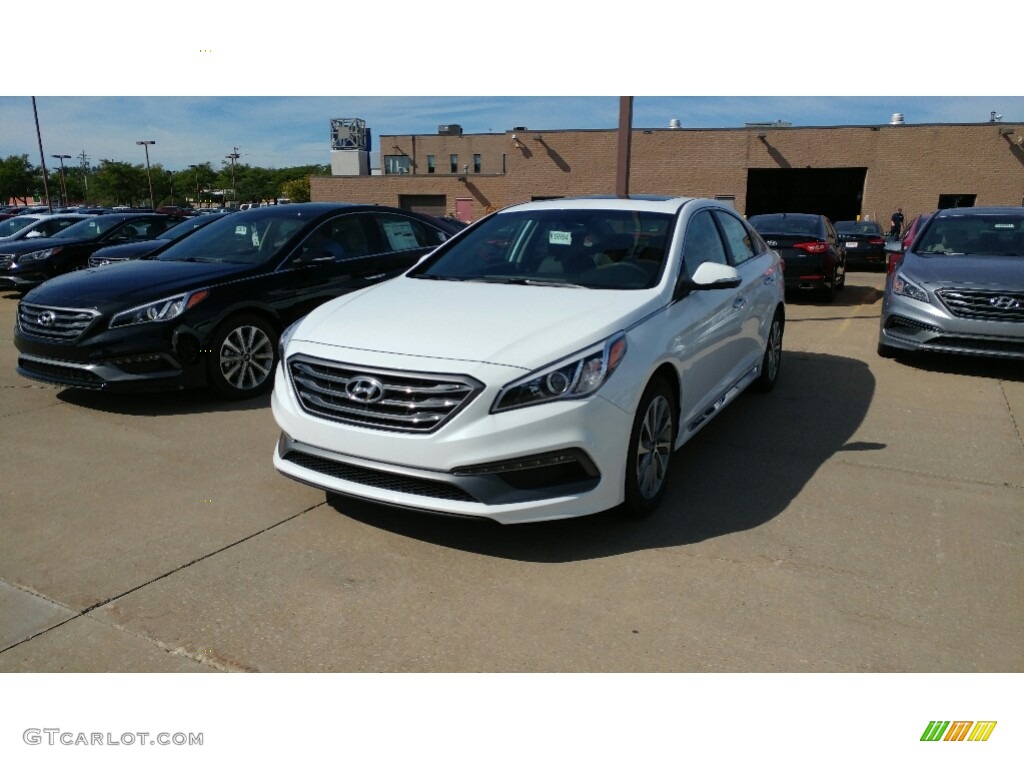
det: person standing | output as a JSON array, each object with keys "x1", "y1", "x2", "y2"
[{"x1": 889, "y1": 207, "x2": 905, "y2": 239}]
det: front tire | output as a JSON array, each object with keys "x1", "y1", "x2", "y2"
[
  {"x1": 207, "y1": 314, "x2": 278, "y2": 399},
  {"x1": 622, "y1": 378, "x2": 676, "y2": 519}
]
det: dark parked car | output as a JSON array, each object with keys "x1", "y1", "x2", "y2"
[
  {"x1": 88, "y1": 212, "x2": 233, "y2": 267},
  {"x1": 14, "y1": 203, "x2": 460, "y2": 399},
  {"x1": 0, "y1": 213, "x2": 90, "y2": 242},
  {"x1": 878, "y1": 206, "x2": 1024, "y2": 361},
  {"x1": 0, "y1": 213, "x2": 185, "y2": 292},
  {"x1": 834, "y1": 219, "x2": 887, "y2": 270},
  {"x1": 748, "y1": 213, "x2": 846, "y2": 301}
]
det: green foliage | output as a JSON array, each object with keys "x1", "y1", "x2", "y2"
[{"x1": 0, "y1": 154, "x2": 38, "y2": 204}]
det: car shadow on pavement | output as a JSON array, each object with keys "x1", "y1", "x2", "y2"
[
  {"x1": 890, "y1": 352, "x2": 1024, "y2": 383},
  {"x1": 328, "y1": 351, "x2": 877, "y2": 563},
  {"x1": 56, "y1": 387, "x2": 271, "y2": 415}
]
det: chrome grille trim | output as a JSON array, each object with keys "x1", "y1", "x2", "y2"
[
  {"x1": 88, "y1": 255, "x2": 128, "y2": 267},
  {"x1": 288, "y1": 355, "x2": 484, "y2": 433},
  {"x1": 937, "y1": 289, "x2": 1024, "y2": 322},
  {"x1": 18, "y1": 303, "x2": 101, "y2": 341},
  {"x1": 0, "y1": 255, "x2": 13, "y2": 269}
]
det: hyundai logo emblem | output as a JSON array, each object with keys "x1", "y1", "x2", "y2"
[
  {"x1": 989, "y1": 296, "x2": 1021, "y2": 310},
  {"x1": 766, "y1": 240, "x2": 779, "y2": 247},
  {"x1": 38, "y1": 310, "x2": 56, "y2": 327},
  {"x1": 345, "y1": 376, "x2": 385, "y2": 403}
]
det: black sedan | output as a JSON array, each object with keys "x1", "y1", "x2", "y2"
[
  {"x1": 87, "y1": 212, "x2": 233, "y2": 267},
  {"x1": 14, "y1": 203, "x2": 460, "y2": 399},
  {"x1": 748, "y1": 213, "x2": 846, "y2": 302},
  {"x1": 0, "y1": 212, "x2": 184, "y2": 291},
  {"x1": 835, "y1": 219, "x2": 887, "y2": 270}
]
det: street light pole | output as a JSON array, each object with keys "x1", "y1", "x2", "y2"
[
  {"x1": 188, "y1": 164, "x2": 200, "y2": 208},
  {"x1": 31, "y1": 97, "x2": 53, "y2": 213},
  {"x1": 136, "y1": 140, "x2": 156, "y2": 208},
  {"x1": 51, "y1": 154, "x2": 71, "y2": 207}
]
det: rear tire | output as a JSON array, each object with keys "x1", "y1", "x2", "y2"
[
  {"x1": 821, "y1": 266, "x2": 837, "y2": 303},
  {"x1": 622, "y1": 378, "x2": 676, "y2": 519},
  {"x1": 753, "y1": 311, "x2": 783, "y2": 393}
]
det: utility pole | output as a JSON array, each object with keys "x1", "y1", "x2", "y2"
[
  {"x1": 79, "y1": 150, "x2": 90, "y2": 204},
  {"x1": 136, "y1": 140, "x2": 156, "y2": 208},
  {"x1": 226, "y1": 147, "x2": 240, "y2": 208}
]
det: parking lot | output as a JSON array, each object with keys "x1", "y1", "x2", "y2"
[{"x1": 1, "y1": 271, "x2": 1021, "y2": 673}]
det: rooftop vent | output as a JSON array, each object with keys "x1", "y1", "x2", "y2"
[
  {"x1": 669, "y1": 118, "x2": 681, "y2": 129},
  {"x1": 889, "y1": 113, "x2": 905, "y2": 125},
  {"x1": 438, "y1": 124, "x2": 463, "y2": 136}
]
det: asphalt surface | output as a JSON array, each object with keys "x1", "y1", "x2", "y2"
[{"x1": 1, "y1": 272, "x2": 1022, "y2": 672}]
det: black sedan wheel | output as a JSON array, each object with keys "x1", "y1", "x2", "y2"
[
  {"x1": 208, "y1": 314, "x2": 278, "y2": 399},
  {"x1": 622, "y1": 378, "x2": 676, "y2": 518}
]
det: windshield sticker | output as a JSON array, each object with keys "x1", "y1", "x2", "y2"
[
  {"x1": 993, "y1": 223, "x2": 1015, "y2": 229},
  {"x1": 382, "y1": 220, "x2": 419, "y2": 250},
  {"x1": 549, "y1": 230, "x2": 572, "y2": 245}
]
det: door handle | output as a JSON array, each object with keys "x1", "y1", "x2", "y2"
[{"x1": 732, "y1": 296, "x2": 747, "y2": 309}]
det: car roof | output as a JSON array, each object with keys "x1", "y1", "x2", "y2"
[
  {"x1": 500, "y1": 195, "x2": 698, "y2": 215},
  {"x1": 933, "y1": 206, "x2": 1024, "y2": 217}
]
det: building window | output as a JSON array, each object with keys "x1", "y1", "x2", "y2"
[
  {"x1": 427, "y1": 155, "x2": 435, "y2": 174},
  {"x1": 450, "y1": 154, "x2": 458, "y2": 173},
  {"x1": 473, "y1": 154, "x2": 482, "y2": 173},
  {"x1": 384, "y1": 155, "x2": 410, "y2": 175}
]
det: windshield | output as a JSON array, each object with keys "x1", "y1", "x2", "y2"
[
  {"x1": 156, "y1": 210, "x2": 307, "y2": 265},
  {"x1": 916, "y1": 212, "x2": 1024, "y2": 256},
  {"x1": 835, "y1": 220, "x2": 882, "y2": 235},
  {"x1": 0, "y1": 216, "x2": 38, "y2": 237},
  {"x1": 409, "y1": 208, "x2": 674, "y2": 289},
  {"x1": 749, "y1": 214, "x2": 822, "y2": 236},
  {"x1": 53, "y1": 216, "x2": 125, "y2": 240}
]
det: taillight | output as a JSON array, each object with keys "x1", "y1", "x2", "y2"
[
  {"x1": 887, "y1": 252, "x2": 903, "y2": 275},
  {"x1": 794, "y1": 241, "x2": 829, "y2": 254},
  {"x1": 868, "y1": 237, "x2": 885, "y2": 246}
]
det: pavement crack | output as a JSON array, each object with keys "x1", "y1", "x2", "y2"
[{"x1": 1001, "y1": 381, "x2": 1024, "y2": 451}]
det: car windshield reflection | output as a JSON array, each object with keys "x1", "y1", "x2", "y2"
[
  {"x1": 157, "y1": 210, "x2": 306, "y2": 265},
  {"x1": 409, "y1": 209, "x2": 673, "y2": 290},
  {"x1": 916, "y1": 212, "x2": 1024, "y2": 257}
]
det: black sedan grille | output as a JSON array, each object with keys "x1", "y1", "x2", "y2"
[
  {"x1": 18, "y1": 303, "x2": 100, "y2": 341},
  {"x1": 937, "y1": 289, "x2": 1024, "y2": 322},
  {"x1": 88, "y1": 255, "x2": 128, "y2": 267},
  {"x1": 0, "y1": 255, "x2": 12, "y2": 269},
  {"x1": 288, "y1": 355, "x2": 483, "y2": 434}
]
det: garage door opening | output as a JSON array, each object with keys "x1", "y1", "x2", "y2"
[
  {"x1": 746, "y1": 168, "x2": 868, "y2": 223},
  {"x1": 398, "y1": 194, "x2": 447, "y2": 218}
]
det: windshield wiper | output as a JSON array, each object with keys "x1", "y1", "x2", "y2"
[{"x1": 465, "y1": 276, "x2": 586, "y2": 288}]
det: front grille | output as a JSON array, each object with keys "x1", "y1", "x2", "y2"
[
  {"x1": 886, "y1": 315, "x2": 942, "y2": 334},
  {"x1": 18, "y1": 303, "x2": 100, "y2": 342},
  {"x1": 18, "y1": 357, "x2": 104, "y2": 386},
  {"x1": 288, "y1": 355, "x2": 483, "y2": 433},
  {"x1": 282, "y1": 449, "x2": 478, "y2": 502},
  {"x1": 0, "y1": 255, "x2": 12, "y2": 269},
  {"x1": 937, "y1": 289, "x2": 1024, "y2": 323},
  {"x1": 924, "y1": 336, "x2": 1024, "y2": 355}
]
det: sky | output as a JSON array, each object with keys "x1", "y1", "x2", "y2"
[
  {"x1": 3, "y1": 95, "x2": 1024, "y2": 173},
  {"x1": 4, "y1": 1, "x2": 1019, "y2": 172}
]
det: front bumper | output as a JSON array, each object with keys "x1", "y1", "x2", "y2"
[
  {"x1": 271, "y1": 356, "x2": 635, "y2": 524},
  {"x1": 14, "y1": 317, "x2": 211, "y2": 391},
  {"x1": 878, "y1": 291, "x2": 1024, "y2": 360}
]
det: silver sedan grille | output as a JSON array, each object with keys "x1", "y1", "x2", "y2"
[
  {"x1": 288, "y1": 355, "x2": 484, "y2": 433},
  {"x1": 937, "y1": 289, "x2": 1024, "y2": 322},
  {"x1": 18, "y1": 303, "x2": 100, "y2": 341}
]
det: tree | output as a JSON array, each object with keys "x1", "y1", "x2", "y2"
[
  {"x1": 280, "y1": 177, "x2": 311, "y2": 203},
  {"x1": 91, "y1": 160, "x2": 148, "y2": 206},
  {"x1": 0, "y1": 154, "x2": 38, "y2": 204}
]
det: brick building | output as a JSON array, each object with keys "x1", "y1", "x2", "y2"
[{"x1": 311, "y1": 121, "x2": 1024, "y2": 226}]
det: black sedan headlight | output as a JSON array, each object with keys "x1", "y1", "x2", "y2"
[
  {"x1": 14, "y1": 246, "x2": 62, "y2": 263},
  {"x1": 109, "y1": 289, "x2": 209, "y2": 328}
]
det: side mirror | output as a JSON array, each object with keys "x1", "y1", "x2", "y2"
[
  {"x1": 675, "y1": 262, "x2": 742, "y2": 300},
  {"x1": 884, "y1": 240, "x2": 903, "y2": 254}
]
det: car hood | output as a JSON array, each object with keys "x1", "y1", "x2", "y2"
[
  {"x1": 904, "y1": 252, "x2": 1024, "y2": 289},
  {"x1": 21, "y1": 259, "x2": 251, "y2": 310},
  {"x1": 0, "y1": 235, "x2": 93, "y2": 254},
  {"x1": 291, "y1": 276, "x2": 663, "y2": 371}
]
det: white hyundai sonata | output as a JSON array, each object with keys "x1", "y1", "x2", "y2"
[{"x1": 272, "y1": 196, "x2": 785, "y2": 523}]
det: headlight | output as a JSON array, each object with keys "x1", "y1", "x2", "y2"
[
  {"x1": 14, "y1": 246, "x2": 62, "y2": 263},
  {"x1": 109, "y1": 289, "x2": 209, "y2": 328},
  {"x1": 278, "y1": 318, "x2": 303, "y2": 361},
  {"x1": 891, "y1": 272, "x2": 929, "y2": 304},
  {"x1": 492, "y1": 334, "x2": 627, "y2": 413}
]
